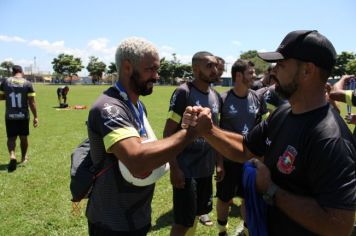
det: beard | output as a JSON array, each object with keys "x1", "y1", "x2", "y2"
[
  {"x1": 275, "y1": 72, "x2": 300, "y2": 100},
  {"x1": 243, "y1": 76, "x2": 253, "y2": 88},
  {"x1": 131, "y1": 70, "x2": 156, "y2": 96},
  {"x1": 275, "y1": 79, "x2": 298, "y2": 100},
  {"x1": 199, "y1": 72, "x2": 216, "y2": 84}
]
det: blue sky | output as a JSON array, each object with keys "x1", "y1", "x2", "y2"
[{"x1": 1, "y1": 0, "x2": 355, "y2": 76}]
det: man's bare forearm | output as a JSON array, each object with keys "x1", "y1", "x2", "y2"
[
  {"x1": 275, "y1": 187, "x2": 355, "y2": 236},
  {"x1": 203, "y1": 125, "x2": 253, "y2": 163},
  {"x1": 112, "y1": 128, "x2": 196, "y2": 175},
  {"x1": 28, "y1": 97, "x2": 38, "y2": 118}
]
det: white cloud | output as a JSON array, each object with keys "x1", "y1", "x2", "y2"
[
  {"x1": 158, "y1": 45, "x2": 191, "y2": 64},
  {"x1": 159, "y1": 45, "x2": 175, "y2": 59},
  {"x1": 85, "y1": 38, "x2": 116, "y2": 58},
  {"x1": 232, "y1": 40, "x2": 242, "y2": 46},
  {"x1": 160, "y1": 45, "x2": 175, "y2": 52},
  {"x1": 16, "y1": 59, "x2": 35, "y2": 67},
  {"x1": 1, "y1": 35, "x2": 117, "y2": 75},
  {"x1": 28, "y1": 39, "x2": 83, "y2": 56},
  {"x1": 2, "y1": 57, "x2": 14, "y2": 62},
  {"x1": 175, "y1": 54, "x2": 191, "y2": 64},
  {"x1": 0, "y1": 35, "x2": 26, "y2": 43},
  {"x1": 88, "y1": 38, "x2": 109, "y2": 50},
  {"x1": 225, "y1": 55, "x2": 237, "y2": 64}
]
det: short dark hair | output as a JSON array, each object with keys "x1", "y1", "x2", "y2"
[
  {"x1": 319, "y1": 67, "x2": 331, "y2": 83},
  {"x1": 216, "y1": 56, "x2": 225, "y2": 64},
  {"x1": 192, "y1": 51, "x2": 214, "y2": 65},
  {"x1": 231, "y1": 59, "x2": 254, "y2": 79},
  {"x1": 295, "y1": 59, "x2": 331, "y2": 83},
  {"x1": 12, "y1": 65, "x2": 23, "y2": 75}
]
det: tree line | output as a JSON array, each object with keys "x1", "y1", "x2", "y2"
[{"x1": 1, "y1": 51, "x2": 356, "y2": 84}]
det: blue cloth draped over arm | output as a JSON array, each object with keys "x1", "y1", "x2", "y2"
[{"x1": 242, "y1": 161, "x2": 268, "y2": 236}]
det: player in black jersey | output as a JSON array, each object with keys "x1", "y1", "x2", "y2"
[
  {"x1": 164, "y1": 51, "x2": 222, "y2": 236},
  {"x1": 183, "y1": 30, "x2": 355, "y2": 236},
  {"x1": 216, "y1": 59, "x2": 268, "y2": 236},
  {"x1": 86, "y1": 37, "x2": 197, "y2": 236},
  {"x1": 198, "y1": 55, "x2": 226, "y2": 228},
  {"x1": 0, "y1": 65, "x2": 38, "y2": 172}
]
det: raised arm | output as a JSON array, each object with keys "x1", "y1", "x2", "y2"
[
  {"x1": 110, "y1": 128, "x2": 195, "y2": 177},
  {"x1": 184, "y1": 106, "x2": 255, "y2": 163},
  {"x1": 329, "y1": 75, "x2": 354, "y2": 103}
]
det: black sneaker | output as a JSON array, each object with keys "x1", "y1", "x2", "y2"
[
  {"x1": 8, "y1": 159, "x2": 17, "y2": 172},
  {"x1": 218, "y1": 232, "x2": 228, "y2": 236}
]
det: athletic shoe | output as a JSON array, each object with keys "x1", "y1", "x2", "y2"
[{"x1": 199, "y1": 214, "x2": 213, "y2": 226}]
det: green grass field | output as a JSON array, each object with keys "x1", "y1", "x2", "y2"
[{"x1": 0, "y1": 84, "x2": 354, "y2": 236}]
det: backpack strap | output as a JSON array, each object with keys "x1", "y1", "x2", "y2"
[{"x1": 94, "y1": 161, "x2": 115, "y2": 179}]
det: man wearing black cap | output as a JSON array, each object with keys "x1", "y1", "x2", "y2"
[{"x1": 182, "y1": 30, "x2": 356, "y2": 236}]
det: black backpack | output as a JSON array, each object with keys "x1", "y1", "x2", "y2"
[{"x1": 70, "y1": 138, "x2": 114, "y2": 203}]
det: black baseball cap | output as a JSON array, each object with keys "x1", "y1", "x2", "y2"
[{"x1": 258, "y1": 30, "x2": 336, "y2": 71}]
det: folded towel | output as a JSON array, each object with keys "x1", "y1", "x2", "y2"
[{"x1": 242, "y1": 161, "x2": 268, "y2": 236}]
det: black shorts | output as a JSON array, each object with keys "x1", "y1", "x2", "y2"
[
  {"x1": 57, "y1": 88, "x2": 67, "y2": 99},
  {"x1": 173, "y1": 176, "x2": 213, "y2": 227},
  {"x1": 216, "y1": 160, "x2": 244, "y2": 202},
  {"x1": 88, "y1": 221, "x2": 150, "y2": 236},
  {"x1": 5, "y1": 119, "x2": 29, "y2": 138}
]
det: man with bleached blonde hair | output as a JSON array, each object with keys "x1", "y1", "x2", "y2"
[{"x1": 86, "y1": 37, "x2": 196, "y2": 235}]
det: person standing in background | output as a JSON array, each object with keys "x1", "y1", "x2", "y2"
[
  {"x1": 164, "y1": 51, "x2": 222, "y2": 236},
  {"x1": 0, "y1": 65, "x2": 38, "y2": 172}
]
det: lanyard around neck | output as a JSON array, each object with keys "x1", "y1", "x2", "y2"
[{"x1": 114, "y1": 82, "x2": 147, "y2": 137}]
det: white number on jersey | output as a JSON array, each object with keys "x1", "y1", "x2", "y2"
[{"x1": 9, "y1": 92, "x2": 22, "y2": 108}]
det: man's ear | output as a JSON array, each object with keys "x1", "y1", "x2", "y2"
[
  {"x1": 304, "y1": 62, "x2": 316, "y2": 78},
  {"x1": 122, "y1": 59, "x2": 133, "y2": 76},
  {"x1": 192, "y1": 64, "x2": 199, "y2": 76}
]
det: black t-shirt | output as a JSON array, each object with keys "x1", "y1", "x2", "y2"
[
  {"x1": 167, "y1": 81, "x2": 221, "y2": 177},
  {"x1": 244, "y1": 104, "x2": 356, "y2": 236},
  {"x1": 220, "y1": 89, "x2": 268, "y2": 134},
  {"x1": 0, "y1": 77, "x2": 35, "y2": 120},
  {"x1": 220, "y1": 89, "x2": 268, "y2": 165}
]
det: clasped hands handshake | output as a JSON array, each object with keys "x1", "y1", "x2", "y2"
[
  {"x1": 181, "y1": 106, "x2": 274, "y2": 194},
  {"x1": 181, "y1": 106, "x2": 212, "y2": 134}
]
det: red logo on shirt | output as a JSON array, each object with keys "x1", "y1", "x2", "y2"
[{"x1": 277, "y1": 145, "x2": 297, "y2": 174}]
